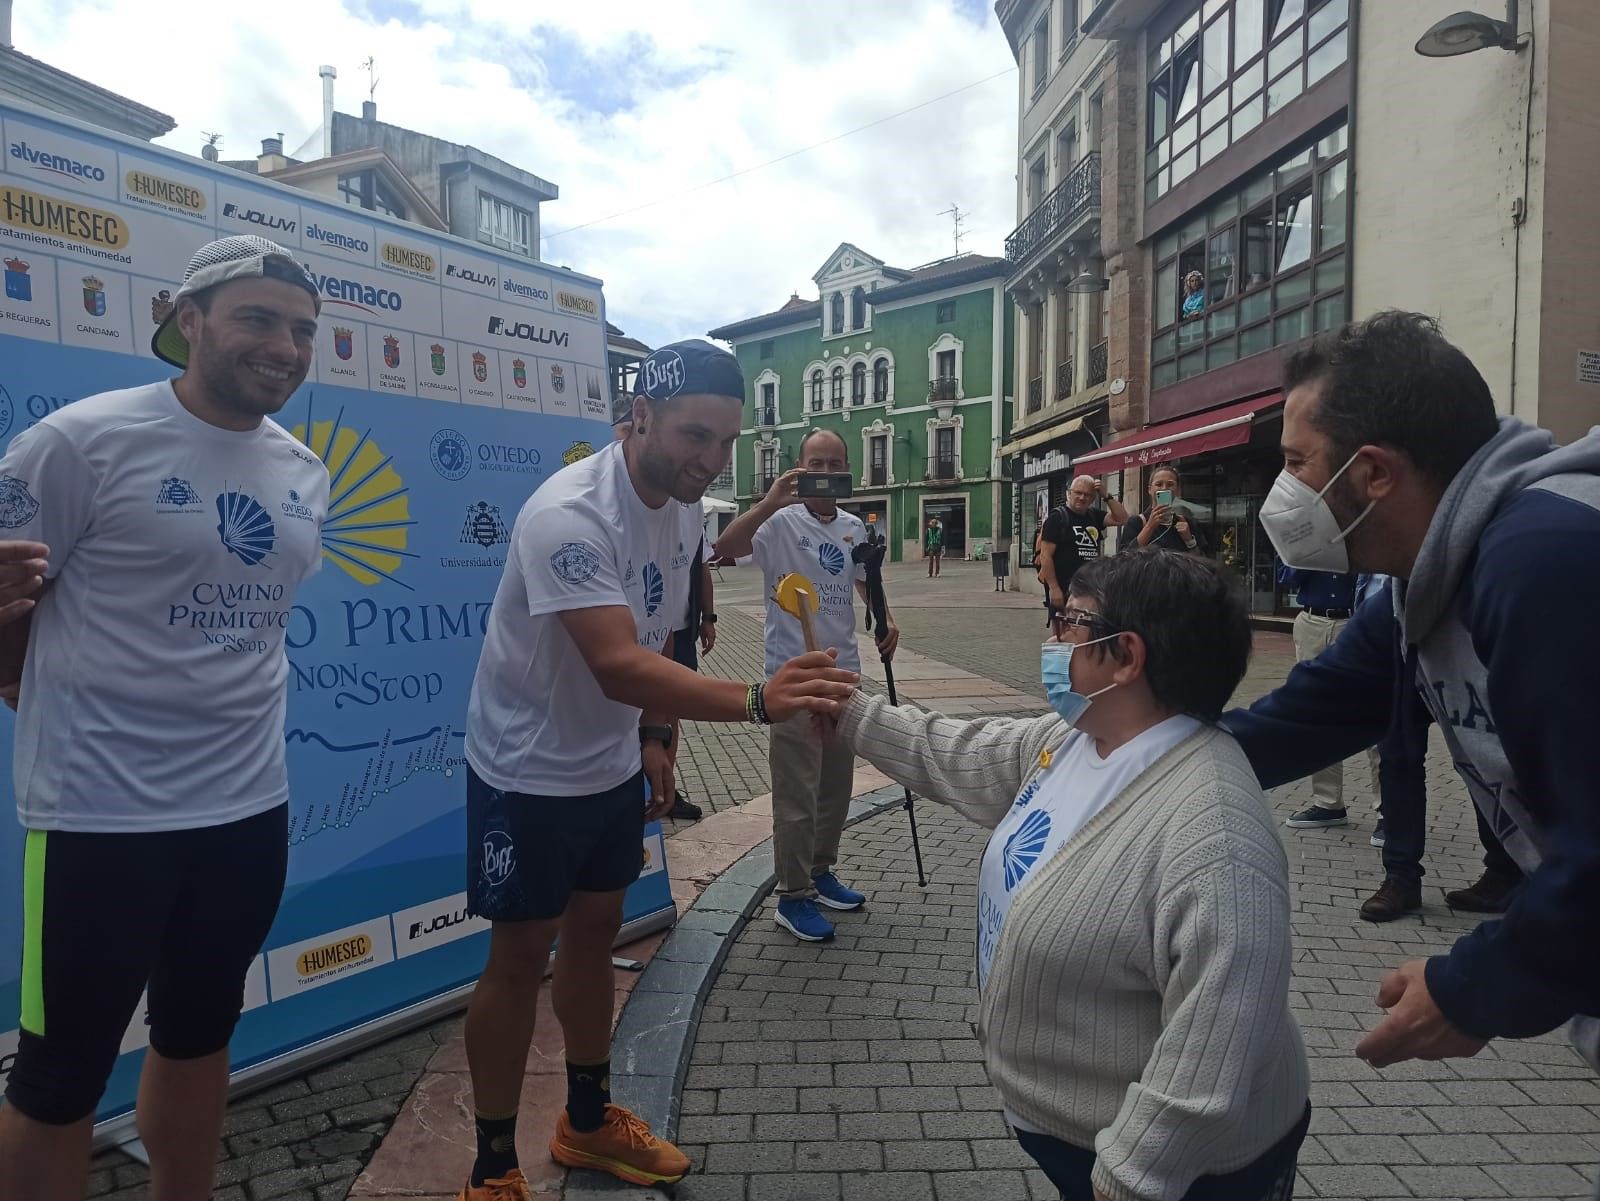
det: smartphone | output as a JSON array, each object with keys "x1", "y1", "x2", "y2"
[
  {"x1": 1155, "y1": 488, "x2": 1175, "y2": 526},
  {"x1": 798, "y1": 472, "x2": 854, "y2": 499}
]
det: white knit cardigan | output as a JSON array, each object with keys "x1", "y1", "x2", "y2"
[{"x1": 839, "y1": 691, "x2": 1309, "y2": 1201}]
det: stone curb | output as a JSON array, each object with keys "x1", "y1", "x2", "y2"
[{"x1": 561, "y1": 784, "x2": 912, "y2": 1199}]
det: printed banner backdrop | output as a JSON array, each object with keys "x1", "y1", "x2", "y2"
[{"x1": 0, "y1": 102, "x2": 673, "y2": 1126}]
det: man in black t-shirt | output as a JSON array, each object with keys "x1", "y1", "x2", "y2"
[{"x1": 1039, "y1": 474, "x2": 1129, "y2": 616}]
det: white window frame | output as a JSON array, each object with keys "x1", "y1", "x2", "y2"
[{"x1": 478, "y1": 191, "x2": 533, "y2": 257}]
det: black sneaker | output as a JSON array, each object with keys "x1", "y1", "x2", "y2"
[
  {"x1": 668, "y1": 791, "x2": 703, "y2": 821},
  {"x1": 1285, "y1": 804, "x2": 1348, "y2": 828},
  {"x1": 1370, "y1": 819, "x2": 1387, "y2": 848}
]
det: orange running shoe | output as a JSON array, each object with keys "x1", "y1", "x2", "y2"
[
  {"x1": 456, "y1": 1167, "x2": 533, "y2": 1201},
  {"x1": 549, "y1": 1104, "x2": 691, "y2": 1186}
]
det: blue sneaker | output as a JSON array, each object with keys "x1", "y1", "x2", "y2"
[
  {"x1": 775, "y1": 898, "x2": 835, "y2": 942},
  {"x1": 811, "y1": 871, "x2": 866, "y2": 911}
]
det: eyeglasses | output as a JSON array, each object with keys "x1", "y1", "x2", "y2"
[{"x1": 1053, "y1": 608, "x2": 1101, "y2": 630}]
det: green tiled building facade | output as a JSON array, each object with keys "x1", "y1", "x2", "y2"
[{"x1": 709, "y1": 244, "x2": 1015, "y2": 562}]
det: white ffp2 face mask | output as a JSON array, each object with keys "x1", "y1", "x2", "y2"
[{"x1": 1258, "y1": 449, "x2": 1375, "y2": 573}]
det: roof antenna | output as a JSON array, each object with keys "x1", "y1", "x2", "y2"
[
  {"x1": 361, "y1": 56, "x2": 380, "y2": 102},
  {"x1": 937, "y1": 203, "x2": 968, "y2": 256}
]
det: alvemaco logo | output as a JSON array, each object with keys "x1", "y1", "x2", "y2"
[
  {"x1": 9, "y1": 141, "x2": 106, "y2": 182},
  {"x1": 502, "y1": 277, "x2": 550, "y2": 302},
  {"x1": 307, "y1": 267, "x2": 402, "y2": 313},
  {"x1": 305, "y1": 223, "x2": 370, "y2": 254}
]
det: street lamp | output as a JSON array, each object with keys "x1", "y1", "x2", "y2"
[
  {"x1": 1066, "y1": 272, "x2": 1109, "y2": 294},
  {"x1": 1415, "y1": 1, "x2": 1522, "y2": 56}
]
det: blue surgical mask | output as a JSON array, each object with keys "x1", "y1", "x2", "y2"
[{"x1": 1041, "y1": 634, "x2": 1120, "y2": 726}]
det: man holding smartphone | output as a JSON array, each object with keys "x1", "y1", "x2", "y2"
[{"x1": 715, "y1": 429, "x2": 899, "y2": 942}]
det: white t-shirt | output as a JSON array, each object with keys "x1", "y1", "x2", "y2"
[
  {"x1": 466, "y1": 441, "x2": 702, "y2": 796},
  {"x1": 0, "y1": 381, "x2": 329, "y2": 833},
  {"x1": 751, "y1": 504, "x2": 868, "y2": 676},
  {"x1": 977, "y1": 714, "x2": 1203, "y2": 991}
]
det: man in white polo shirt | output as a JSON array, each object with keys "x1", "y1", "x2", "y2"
[
  {"x1": 0, "y1": 236, "x2": 328, "y2": 1201},
  {"x1": 716, "y1": 428, "x2": 898, "y2": 942},
  {"x1": 458, "y1": 342, "x2": 857, "y2": 1197}
]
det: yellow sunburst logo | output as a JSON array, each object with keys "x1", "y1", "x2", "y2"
[{"x1": 292, "y1": 401, "x2": 413, "y2": 590}]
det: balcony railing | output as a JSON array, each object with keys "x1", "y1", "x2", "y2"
[
  {"x1": 1005, "y1": 152, "x2": 1100, "y2": 265},
  {"x1": 928, "y1": 376, "x2": 959, "y2": 403},
  {"x1": 1087, "y1": 340, "x2": 1109, "y2": 387},
  {"x1": 1027, "y1": 375, "x2": 1043, "y2": 412},
  {"x1": 873, "y1": 386, "x2": 889, "y2": 404},
  {"x1": 757, "y1": 473, "x2": 778, "y2": 494},
  {"x1": 1054, "y1": 359, "x2": 1074, "y2": 399},
  {"x1": 757, "y1": 405, "x2": 777, "y2": 426},
  {"x1": 934, "y1": 457, "x2": 957, "y2": 482},
  {"x1": 869, "y1": 464, "x2": 887, "y2": 487}
]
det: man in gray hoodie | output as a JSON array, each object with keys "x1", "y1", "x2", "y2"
[{"x1": 1219, "y1": 314, "x2": 1600, "y2": 1171}]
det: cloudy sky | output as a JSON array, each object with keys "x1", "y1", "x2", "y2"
[{"x1": 17, "y1": 0, "x2": 1022, "y2": 348}]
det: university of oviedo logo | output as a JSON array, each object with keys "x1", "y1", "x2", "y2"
[
  {"x1": 334, "y1": 327, "x2": 354, "y2": 361},
  {"x1": 818, "y1": 542, "x2": 846, "y2": 576},
  {"x1": 215, "y1": 489, "x2": 276, "y2": 566},
  {"x1": 3, "y1": 257, "x2": 30, "y2": 302},
  {"x1": 382, "y1": 335, "x2": 401, "y2": 370},
  {"x1": 81, "y1": 275, "x2": 105, "y2": 317},
  {"x1": 0, "y1": 475, "x2": 40, "y2": 528},
  {"x1": 512, "y1": 358, "x2": 527, "y2": 390},
  {"x1": 430, "y1": 344, "x2": 447, "y2": 377},
  {"x1": 548, "y1": 363, "x2": 565, "y2": 394},
  {"x1": 551, "y1": 541, "x2": 601, "y2": 585},
  {"x1": 472, "y1": 352, "x2": 488, "y2": 383},
  {"x1": 429, "y1": 429, "x2": 471, "y2": 481},
  {"x1": 156, "y1": 476, "x2": 202, "y2": 510},
  {"x1": 281, "y1": 489, "x2": 316, "y2": 522},
  {"x1": 460, "y1": 501, "x2": 510, "y2": 549},
  {"x1": 641, "y1": 562, "x2": 664, "y2": 617}
]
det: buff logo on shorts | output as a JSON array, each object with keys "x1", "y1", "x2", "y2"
[
  {"x1": 551, "y1": 541, "x2": 600, "y2": 585},
  {"x1": 0, "y1": 475, "x2": 40, "y2": 528},
  {"x1": 481, "y1": 829, "x2": 516, "y2": 887}
]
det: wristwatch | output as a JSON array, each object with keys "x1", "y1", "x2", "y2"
[
  {"x1": 639, "y1": 725, "x2": 673, "y2": 749},
  {"x1": 702, "y1": 613, "x2": 718, "y2": 624}
]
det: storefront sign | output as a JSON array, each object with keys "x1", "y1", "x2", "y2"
[{"x1": 1022, "y1": 446, "x2": 1071, "y2": 480}]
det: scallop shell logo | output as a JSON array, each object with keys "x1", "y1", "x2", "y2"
[
  {"x1": 642, "y1": 562, "x2": 664, "y2": 617},
  {"x1": 292, "y1": 401, "x2": 413, "y2": 590},
  {"x1": 1002, "y1": 809, "x2": 1051, "y2": 890},
  {"x1": 818, "y1": 542, "x2": 846, "y2": 576},
  {"x1": 215, "y1": 490, "x2": 277, "y2": 565}
]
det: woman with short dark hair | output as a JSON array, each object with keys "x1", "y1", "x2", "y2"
[{"x1": 838, "y1": 550, "x2": 1309, "y2": 1201}]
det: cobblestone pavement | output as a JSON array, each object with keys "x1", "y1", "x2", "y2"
[
  {"x1": 84, "y1": 560, "x2": 1600, "y2": 1199},
  {"x1": 673, "y1": 563, "x2": 1600, "y2": 1201}
]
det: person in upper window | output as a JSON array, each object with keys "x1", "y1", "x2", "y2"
[{"x1": 1180, "y1": 270, "x2": 1207, "y2": 319}]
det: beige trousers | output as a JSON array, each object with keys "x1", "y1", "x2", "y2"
[
  {"x1": 1292, "y1": 609, "x2": 1380, "y2": 812},
  {"x1": 769, "y1": 714, "x2": 855, "y2": 898}
]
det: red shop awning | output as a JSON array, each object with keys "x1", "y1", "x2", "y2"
[{"x1": 1072, "y1": 393, "x2": 1282, "y2": 473}]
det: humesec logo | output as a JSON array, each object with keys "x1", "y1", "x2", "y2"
[
  {"x1": 502, "y1": 276, "x2": 550, "y2": 302},
  {"x1": 9, "y1": 141, "x2": 106, "y2": 183}
]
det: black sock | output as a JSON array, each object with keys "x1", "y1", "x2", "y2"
[
  {"x1": 470, "y1": 1111, "x2": 519, "y2": 1186},
  {"x1": 566, "y1": 1059, "x2": 611, "y2": 1132}
]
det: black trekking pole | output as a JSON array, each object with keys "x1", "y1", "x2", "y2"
[{"x1": 851, "y1": 542, "x2": 928, "y2": 887}]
